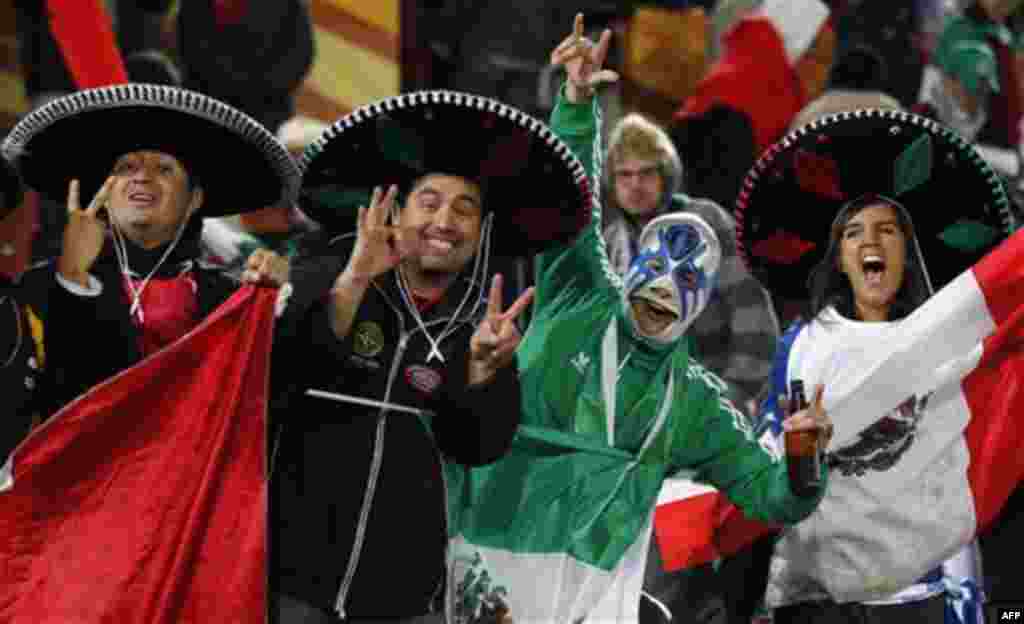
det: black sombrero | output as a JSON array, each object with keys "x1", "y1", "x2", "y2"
[
  {"x1": 1, "y1": 156, "x2": 22, "y2": 220},
  {"x1": 299, "y1": 90, "x2": 592, "y2": 256},
  {"x1": 1, "y1": 84, "x2": 300, "y2": 217},
  {"x1": 735, "y1": 109, "x2": 1017, "y2": 298}
]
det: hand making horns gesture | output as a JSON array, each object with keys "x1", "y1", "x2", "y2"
[{"x1": 550, "y1": 13, "x2": 620, "y2": 103}]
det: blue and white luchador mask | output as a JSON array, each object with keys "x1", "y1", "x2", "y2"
[{"x1": 622, "y1": 213, "x2": 721, "y2": 344}]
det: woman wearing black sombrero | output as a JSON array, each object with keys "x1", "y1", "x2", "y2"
[
  {"x1": 261, "y1": 87, "x2": 594, "y2": 622},
  {"x1": 2, "y1": 83, "x2": 300, "y2": 419},
  {"x1": 0, "y1": 156, "x2": 44, "y2": 462},
  {"x1": 736, "y1": 109, "x2": 1017, "y2": 623}
]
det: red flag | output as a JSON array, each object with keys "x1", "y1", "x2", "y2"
[
  {"x1": 46, "y1": 0, "x2": 128, "y2": 88},
  {"x1": 654, "y1": 483, "x2": 776, "y2": 572},
  {"x1": 0, "y1": 286, "x2": 274, "y2": 623}
]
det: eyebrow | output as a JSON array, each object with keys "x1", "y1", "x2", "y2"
[
  {"x1": 614, "y1": 165, "x2": 659, "y2": 174},
  {"x1": 416, "y1": 186, "x2": 481, "y2": 208},
  {"x1": 843, "y1": 219, "x2": 900, "y2": 231}
]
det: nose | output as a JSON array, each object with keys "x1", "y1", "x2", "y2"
[
  {"x1": 129, "y1": 160, "x2": 156, "y2": 182},
  {"x1": 434, "y1": 202, "x2": 456, "y2": 229}
]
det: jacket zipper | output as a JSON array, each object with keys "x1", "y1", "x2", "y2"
[
  {"x1": 333, "y1": 282, "x2": 477, "y2": 618},
  {"x1": 334, "y1": 318, "x2": 409, "y2": 617}
]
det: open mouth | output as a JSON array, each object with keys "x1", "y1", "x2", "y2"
[
  {"x1": 128, "y1": 191, "x2": 157, "y2": 205},
  {"x1": 423, "y1": 237, "x2": 456, "y2": 255},
  {"x1": 644, "y1": 299, "x2": 679, "y2": 323},
  {"x1": 862, "y1": 255, "x2": 886, "y2": 286}
]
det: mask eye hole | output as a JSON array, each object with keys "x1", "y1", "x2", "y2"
[
  {"x1": 645, "y1": 257, "x2": 666, "y2": 272},
  {"x1": 665, "y1": 224, "x2": 701, "y2": 260},
  {"x1": 677, "y1": 267, "x2": 699, "y2": 290}
]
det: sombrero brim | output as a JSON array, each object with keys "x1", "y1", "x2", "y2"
[
  {"x1": 1, "y1": 84, "x2": 300, "y2": 217},
  {"x1": 1, "y1": 157, "x2": 22, "y2": 220},
  {"x1": 299, "y1": 90, "x2": 592, "y2": 257},
  {"x1": 736, "y1": 109, "x2": 1016, "y2": 298}
]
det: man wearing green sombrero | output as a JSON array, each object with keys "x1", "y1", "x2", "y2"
[
  {"x1": 265, "y1": 86, "x2": 594, "y2": 621},
  {"x1": 2, "y1": 83, "x2": 300, "y2": 419}
]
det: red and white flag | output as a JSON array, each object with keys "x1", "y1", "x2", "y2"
[
  {"x1": 655, "y1": 228, "x2": 1024, "y2": 597},
  {"x1": 675, "y1": 0, "x2": 831, "y2": 154},
  {"x1": 0, "y1": 286, "x2": 275, "y2": 624}
]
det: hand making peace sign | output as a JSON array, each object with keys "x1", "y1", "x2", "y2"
[
  {"x1": 468, "y1": 274, "x2": 535, "y2": 386},
  {"x1": 57, "y1": 176, "x2": 115, "y2": 288}
]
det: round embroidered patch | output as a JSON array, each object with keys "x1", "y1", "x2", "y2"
[
  {"x1": 405, "y1": 364, "x2": 442, "y2": 395},
  {"x1": 352, "y1": 321, "x2": 385, "y2": 358}
]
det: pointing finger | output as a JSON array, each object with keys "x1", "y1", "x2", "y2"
[
  {"x1": 498, "y1": 286, "x2": 534, "y2": 327},
  {"x1": 593, "y1": 28, "x2": 614, "y2": 68},
  {"x1": 812, "y1": 384, "x2": 825, "y2": 415},
  {"x1": 68, "y1": 179, "x2": 80, "y2": 214},
  {"x1": 487, "y1": 273, "x2": 504, "y2": 321},
  {"x1": 86, "y1": 176, "x2": 115, "y2": 217}
]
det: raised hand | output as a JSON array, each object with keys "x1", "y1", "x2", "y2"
[
  {"x1": 549, "y1": 13, "x2": 619, "y2": 103},
  {"x1": 58, "y1": 177, "x2": 115, "y2": 287},
  {"x1": 783, "y1": 383, "x2": 834, "y2": 448},
  {"x1": 340, "y1": 185, "x2": 423, "y2": 286},
  {"x1": 241, "y1": 248, "x2": 291, "y2": 287},
  {"x1": 469, "y1": 274, "x2": 535, "y2": 386}
]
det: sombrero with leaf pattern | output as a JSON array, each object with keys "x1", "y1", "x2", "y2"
[
  {"x1": 298, "y1": 90, "x2": 592, "y2": 256},
  {"x1": 735, "y1": 109, "x2": 1017, "y2": 298}
]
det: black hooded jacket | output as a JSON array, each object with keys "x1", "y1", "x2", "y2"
[{"x1": 270, "y1": 233, "x2": 521, "y2": 619}]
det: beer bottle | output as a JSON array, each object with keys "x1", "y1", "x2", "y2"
[{"x1": 785, "y1": 379, "x2": 822, "y2": 497}]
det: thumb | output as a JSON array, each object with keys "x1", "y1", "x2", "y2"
[{"x1": 588, "y1": 69, "x2": 620, "y2": 87}]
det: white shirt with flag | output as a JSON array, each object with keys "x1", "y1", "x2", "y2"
[
  {"x1": 759, "y1": 224, "x2": 1024, "y2": 607},
  {"x1": 764, "y1": 308, "x2": 975, "y2": 606}
]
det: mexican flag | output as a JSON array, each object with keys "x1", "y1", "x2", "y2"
[
  {"x1": 0, "y1": 286, "x2": 275, "y2": 623},
  {"x1": 655, "y1": 226, "x2": 1024, "y2": 600},
  {"x1": 445, "y1": 424, "x2": 666, "y2": 623}
]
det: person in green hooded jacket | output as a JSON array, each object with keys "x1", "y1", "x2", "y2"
[{"x1": 450, "y1": 15, "x2": 833, "y2": 621}]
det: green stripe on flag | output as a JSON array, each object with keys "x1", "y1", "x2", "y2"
[{"x1": 447, "y1": 424, "x2": 666, "y2": 572}]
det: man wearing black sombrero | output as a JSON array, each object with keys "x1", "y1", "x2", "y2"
[
  {"x1": 2, "y1": 83, "x2": 300, "y2": 419},
  {"x1": 0, "y1": 156, "x2": 44, "y2": 462},
  {"x1": 261, "y1": 84, "x2": 595, "y2": 622}
]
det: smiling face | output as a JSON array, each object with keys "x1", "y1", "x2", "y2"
[
  {"x1": 630, "y1": 286, "x2": 680, "y2": 336},
  {"x1": 836, "y1": 201, "x2": 908, "y2": 322},
  {"x1": 106, "y1": 150, "x2": 202, "y2": 249},
  {"x1": 397, "y1": 173, "x2": 483, "y2": 275},
  {"x1": 623, "y1": 213, "x2": 721, "y2": 343}
]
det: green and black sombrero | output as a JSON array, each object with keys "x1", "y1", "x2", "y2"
[
  {"x1": 299, "y1": 90, "x2": 593, "y2": 256},
  {"x1": 1, "y1": 156, "x2": 22, "y2": 220},
  {"x1": 735, "y1": 108, "x2": 1018, "y2": 298},
  {"x1": 1, "y1": 84, "x2": 300, "y2": 217}
]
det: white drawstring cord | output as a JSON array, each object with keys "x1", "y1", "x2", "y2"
[{"x1": 110, "y1": 215, "x2": 190, "y2": 324}]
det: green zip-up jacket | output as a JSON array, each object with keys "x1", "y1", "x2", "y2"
[{"x1": 516, "y1": 88, "x2": 826, "y2": 526}]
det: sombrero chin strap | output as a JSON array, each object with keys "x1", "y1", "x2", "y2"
[
  {"x1": 396, "y1": 212, "x2": 494, "y2": 364},
  {"x1": 110, "y1": 215, "x2": 191, "y2": 324}
]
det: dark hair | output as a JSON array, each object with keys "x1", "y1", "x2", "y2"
[
  {"x1": 828, "y1": 45, "x2": 888, "y2": 92},
  {"x1": 805, "y1": 196, "x2": 931, "y2": 322},
  {"x1": 404, "y1": 172, "x2": 487, "y2": 214}
]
